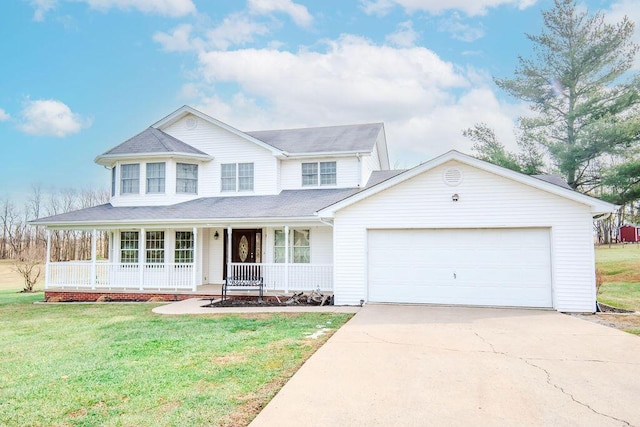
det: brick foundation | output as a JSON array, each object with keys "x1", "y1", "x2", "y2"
[{"x1": 43, "y1": 290, "x2": 279, "y2": 303}]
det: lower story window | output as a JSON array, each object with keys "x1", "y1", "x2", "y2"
[
  {"x1": 175, "y1": 231, "x2": 194, "y2": 263},
  {"x1": 146, "y1": 231, "x2": 165, "y2": 263},
  {"x1": 274, "y1": 229, "x2": 310, "y2": 263},
  {"x1": 121, "y1": 231, "x2": 139, "y2": 263}
]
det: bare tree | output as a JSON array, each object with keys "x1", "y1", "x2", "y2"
[{"x1": 13, "y1": 247, "x2": 42, "y2": 292}]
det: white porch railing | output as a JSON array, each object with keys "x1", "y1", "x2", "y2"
[
  {"x1": 48, "y1": 261, "x2": 194, "y2": 290},
  {"x1": 228, "y1": 263, "x2": 333, "y2": 292}
]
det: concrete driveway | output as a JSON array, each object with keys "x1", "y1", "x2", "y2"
[{"x1": 250, "y1": 304, "x2": 640, "y2": 426}]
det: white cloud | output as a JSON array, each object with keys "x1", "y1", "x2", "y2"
[
  {"x1": 153, "y1": 24, "x2": 202, "y2": 52},
  {"x1": 385, "y1": 21, "x2": 419, "y2": 47},
  {"x1": 29, "y1": 0, "x2": 57, "y2": 21},
  {"x1": 19, "y1": 99, "x2": 89, "y2": 137},
  {"x1": 0, "y1": 108, "x2": 10, "y2": 121},
  {"x1": 30, "y1": 0, "x2": 195, "y2": 21},
  {"x1": 605, "y1": 0, "x2": 640, "y2": 69},
  {"x1": 248, "y1": 0, "x2": 313, "y2": 27},
  {"x1": 206, "y1": 13, "x2": 271, "y2": 50},
  {"x1": 438, "y1": 14, "x2": 485, "y2": 42},
  {"x1": 360, "y1": 0, "x2": 536, "y2": 17},
  {"x1": 188, "y1": 35, "x2": 523, "y2": 164}
]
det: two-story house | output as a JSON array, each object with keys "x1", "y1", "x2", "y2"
[{"x1": 33, "y1": 105, "x2": 615, "y2": 312}]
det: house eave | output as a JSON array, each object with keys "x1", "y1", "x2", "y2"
[
  {"x1": 275, "y1": 151, "x2": 371, "y2": 160},
  {"x1": 152, "y1": 105, "x2": 286, "y2": 157},
  {"x1": 316, "y1": 150, "x2": 618, "y2": 217},
  {"x1": 29, "y1": 216, "x2": 327, "y2": 230},
  {"x1": 95, "y1": 152, "x2": 213, "y2": 166}
]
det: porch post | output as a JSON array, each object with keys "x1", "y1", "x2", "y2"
[
  {"x1": 226, "y1": 226, "x2": 232, "y2": 279},
  {"x1": 139, "y1": 228, "x2": 145, "y2": 290},
  {"x1": 192, "y1": 227, "x2": 198, "y2": 292},
  {"x1": 90, "y1": 228, "x2": 97, "y2": 289},
  {"x1": 45, "y1": 229, "x2": 51, "y2": 290},
  {"x1": 284, "y1": 225, "x2": 289, "y2": 293}
]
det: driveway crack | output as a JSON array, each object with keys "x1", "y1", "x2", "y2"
[{"x1": 473, "y1": 329, "x2": 633, "y2": 426}]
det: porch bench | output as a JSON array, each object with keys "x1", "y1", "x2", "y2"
[{"x1": 222, "y1": 276, "x2": 264, "y2": 301}]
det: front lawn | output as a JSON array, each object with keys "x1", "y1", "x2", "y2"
[
  {"x1": 0, "y1": 291, "x2": 352, "y2": 426},
  {"x1": 595, "y1": 244, "x2": 640, "y2": 312}
]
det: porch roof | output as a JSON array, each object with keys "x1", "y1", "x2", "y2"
[{"x1": 30, "y1": 188, "x2": 360, "y2": 227}]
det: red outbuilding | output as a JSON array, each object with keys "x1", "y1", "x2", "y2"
[{"x1": 619, "y1": 224, "x2": 640, "y2": 242}]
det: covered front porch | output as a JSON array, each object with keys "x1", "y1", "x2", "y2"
[{"x1": 43, "y1": 223, "x2": 334, "y2": 299}]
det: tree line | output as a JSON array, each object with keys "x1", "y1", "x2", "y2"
[
  {"x1": 464, "y1": 0, "x2": 640, "y2": 243},
  {"x1": 0, "y1": 186, "x2": 110, "y2": 263}
]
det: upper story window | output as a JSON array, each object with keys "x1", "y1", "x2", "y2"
[
  {"x1": 221, "y1": 163, "x2": 254, "y2": 192},
  {"x1": 111, "y1": 167, "x2": 116, "y2": 197},
  {"x1": 176, "y1": 163, "x2": 198, "y2": 194},
  {"x1": 302, "y1": 161, "x2": 336, "y2": 186},
  {"x1": 146, "y1": 162, "x2": 165, "y2": 194},
  {"x1": 120, "y1": 163, "x2": 140, "y2": 194}
]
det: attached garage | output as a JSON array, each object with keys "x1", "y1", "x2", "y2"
[
  {"x1": 367, "y1": 228, "x2": 552, "y2": 308},
  {"x1": 318, "y1": 151, "x2": 617, "y2": 313}
]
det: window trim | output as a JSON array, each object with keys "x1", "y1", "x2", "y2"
[
  {"x1": 146, "y1": 162, "x2": 166, "y2": 194},
  {"x1": 120, "y1": 163, "x2": 140, "y2": 195},
  {"x1": 175, "y1": 231, "x2": 194, "y2": 263},
  {"x1": 221, "y1": 162, "x2": 254, "y2": 192},
  {"x1": 274, "y1": 229, "x2": 310, "y2": 264},
  {"x1": 176, "y1": 162, "x2": 198, "y2": 194},
  {"x1": 301, "y1": 161, "x2": 336, "y2": 187}
]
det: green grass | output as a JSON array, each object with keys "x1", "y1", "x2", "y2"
[
  {"x1": 0, "y1": 290, "x2": 352, "y2": 426},
  {"x1": 595, "y1": 244, "x2": 640, "y2": 312}
]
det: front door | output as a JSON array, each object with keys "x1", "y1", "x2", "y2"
[{"x1": 224, "y1": 229, "x2": 262, "y2": 278}]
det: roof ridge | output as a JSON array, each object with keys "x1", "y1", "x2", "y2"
[
  {"x1": 149, "y1": 127, "x2": 172, "y2": 152},
  {"x1": 246, "y1": 122, "x2": 383, "y2": 134}
]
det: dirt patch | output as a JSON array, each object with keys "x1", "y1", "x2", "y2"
[{"x1": 574, "y1": 313, "x2": 640, "y2": 333}]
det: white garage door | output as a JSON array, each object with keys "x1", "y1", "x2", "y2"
[{"x1": 367, "y1": 228, "x2": 552, "y2": 308}]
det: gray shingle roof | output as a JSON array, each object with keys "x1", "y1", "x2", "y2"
[
  {"x1": 365, "y1": 170, "x2": 406, "y2": 188},
  {"x1": 532, "y1": 174, "x2": 573, "y2": 190},
  {"x1": 31, "y1": 189, "x2": 360, "y2": 225},
  {"x1": 246, "y1": 123, "x2": 383, "y2": 154},
  {"x1": 99, "y1": 127, "x2": 208, "y2": 157}
]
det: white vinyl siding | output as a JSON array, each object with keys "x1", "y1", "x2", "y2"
[
  {"x1": 146, "y1": 162, "x2": 165, "y2": 194},
  {"x1": 176, "y1": 163, "x2": 198, "y2": 194},
  {"x1": 120, "y1": 164, "x2": 140, "y2": 194},
  {"x1": 332, "y1": 160, "x2": 598, "y2": 312},
  {"x1": 281, "y1": 157, "x2": 361, "y2": 189},
  {"x1": 163, "y1": 114, "x2": 278, "y2": 198}
]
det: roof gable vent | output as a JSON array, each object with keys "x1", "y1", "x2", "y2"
[
  {"x1": 184, "y1": 116, "x2": 198, "y2": 130},
  {"x1": 443, "y1": 168, "x2": 463, "y2": 186}
]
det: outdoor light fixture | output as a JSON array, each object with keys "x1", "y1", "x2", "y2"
[
  {"x1": 214, "y1": 231, "x2": 219, "y2": 240},
  {"x1": 452, "y1": 194, "x2": 459, "y2": 202}
]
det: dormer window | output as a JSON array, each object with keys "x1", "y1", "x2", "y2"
[
  {"x1": 176, "y1": 163, "x2": 198, "y2": 194},
  {"x1": 120, "y1": 163, "x2": 140, "y2": 194},
  {"x1": 146, "y1": 162, "x2": 165, "y2": 194},
  {"x1": 302, "y1": 161, "x2": 336, "y2": 186},
  {"x1": 221, "y1": 163, "x2": 254, "y2": 192}
]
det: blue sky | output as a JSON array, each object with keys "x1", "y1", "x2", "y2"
[{"x1": 1, "y1": 0, "x2": 638, "y2": 204}]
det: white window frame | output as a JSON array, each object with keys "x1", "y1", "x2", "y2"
[
  {"x1": 176, "y1": 163, "x2": 198, "y2": 194},
  {"x1": 145, "y1": 231, "x2": 165, "y2": 263},
  {"x1": 274, "y1": 229, "x2": 310, "y2": 264},
  {"x1": 175, "y1": 231, "x2": 194, "y2": 263},
  {"x1": 301, "y1": 161, "x2": 336, "y2": 187},
  {"x1": 120, "y1": 231, "x2": 139, "y2": 263},
  {"x1": 120, "y1": 163, "x2": 140, "y2": 195},
  {"x1": 221, "y1": 162, "x2": 254, "y2": 192},
  {"x1": 146, "y1": 162, "x2": 166, "y2": 194}
]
